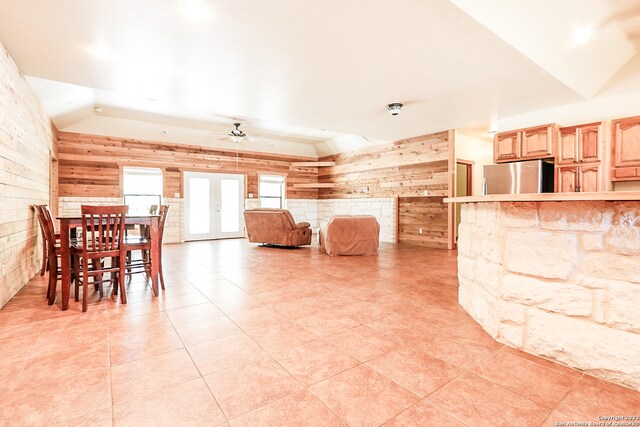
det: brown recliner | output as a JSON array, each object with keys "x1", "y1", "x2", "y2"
[
  {"x1": 319, "y1": 215, "x2": 380, "y2": 256},
  {"x1": 244, "y1": 208, "x2": 312, "y2": 247}
]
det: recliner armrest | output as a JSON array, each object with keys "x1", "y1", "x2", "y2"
[{"x1": 295, "y1": 222, "x2": 311, "y2": 229}]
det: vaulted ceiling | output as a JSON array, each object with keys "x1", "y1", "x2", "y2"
[{"x1": 0, "y1": 0, "x2": 638, "y2": 156}]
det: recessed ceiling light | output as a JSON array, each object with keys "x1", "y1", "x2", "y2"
[
  {"x1": 181, "y1": 0, "x2": 211, "y2": 21},
  {"x1": 160, "y1": 130, "x2": 167, "y2": 135},
  {"x1": 572, "y1": 27, "x2": 594, "y2": 45}
]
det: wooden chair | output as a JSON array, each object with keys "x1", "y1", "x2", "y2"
[
  {"x1": 123, "y1": 205, "x2": 170, "y2": 290},
  {"x1": 34, "y1": 205, "x2": 65, "y2": 304},
  {"x1": 36, "y1": 205, "x2": 60, "y2": 276},
  {"x1": 72, "y1": 205, "x2": 127, "y2": 312}
]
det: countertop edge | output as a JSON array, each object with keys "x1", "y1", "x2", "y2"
[{"x1": 444, "y1": 191, "x2": 640, "y2": 203}]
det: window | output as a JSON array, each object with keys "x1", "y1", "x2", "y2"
[
  {"x1": 122, "y1": 167, "x2": 163, "y2": 214},
  {"x1": 259, "y1": 174, "x2": 285, "y2": 208}
]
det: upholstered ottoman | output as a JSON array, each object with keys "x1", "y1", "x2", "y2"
[{"x1": 319, "y1": 215, "x2": 380, "y2": 256}]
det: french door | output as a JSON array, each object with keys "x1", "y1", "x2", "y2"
[{"x1": 184, "y1": 172, "x2": 245, "y2": 241}]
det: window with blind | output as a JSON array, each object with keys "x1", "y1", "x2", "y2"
[
  {"x1": 122, "y1": 167, "x2": 163, "y2": 214},
  {"x1": 259, "y1": 175, "x2": 285, "y2": 209}
]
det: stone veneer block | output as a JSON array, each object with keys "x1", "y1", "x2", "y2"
[
  {"x1": 525, "y1": 309, "x2": 640, "y2": 390},
  {"x1": 582, "y1": 233, "x2": 605, "y2": 251},
  {"x1": 500, "y1": 202, "x2": 538, "y2": 228},
  {"x1": 581, "y1": 252, "x2": 640, "y2": 284},
  {"x1": 504, "y1": 230, "x2": 578, "y2": 280},
  {"x1": 605, "y1": 203, "x2": 640, "y2": 254},
  {"x1": 498, "y1": 323, "x2": 524, "y2": 348},
  {"x1": 501, "y1": 274, "x2": 591, "y2": 316},
  {"x1": 608, "y1": 282, "x2": 640, "y2": 333},
  {"x1": 538, "y1": 201, "x2": 610, "y2": 231}
]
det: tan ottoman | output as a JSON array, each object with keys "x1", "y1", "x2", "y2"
[{"x1": 319, "y1": 215, "x2": 380, "y2": 256}]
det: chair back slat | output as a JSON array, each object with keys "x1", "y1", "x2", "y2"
[
  {"x1": 158, "y1": 205, "x2": 170, "y2": 244},
  {"x1": 35, "y1": 205, "x2": 57, "y2": 250},
  {"x1": 42, "y1": 205, "x2": 58, "y2": 234},
  {"x1": 80, "y1": 205, "x2": 127, "y2": 256}
]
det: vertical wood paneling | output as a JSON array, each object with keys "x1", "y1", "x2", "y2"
[{"x1": 0, "y1": 43, "x2": 56, "y2": 307}]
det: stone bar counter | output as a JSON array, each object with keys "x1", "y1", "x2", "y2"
[{"x1": 444, "y1": 192, "x2": 640, "y2": 391}]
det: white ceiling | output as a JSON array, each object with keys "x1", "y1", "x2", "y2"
[{"x1": 0, "y1": 0, "x2": 638, "y2": 156}]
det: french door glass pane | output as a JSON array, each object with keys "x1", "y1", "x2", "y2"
[
  {"x1": 189, "y1": 177, "x2": 210, "y2": 234},
  {"x1": 220, "y1": 178, "x2": 240, "y2": 233}
]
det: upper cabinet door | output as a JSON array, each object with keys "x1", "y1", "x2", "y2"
[
  {"x1": 521, "y1": 125, "x2": 555, "y2": 159},
  {"x1": 494, "y1": 131, "x2": 520, "y2": 162},
  {"x1": 579, "y1": 165, "x2": 600, "y2": 192},
  {"x1": 557, "y1": 127, "x2": 578, "y2": 164},
  {"x1": 578, "y1": 124, "x2": 600, "y2": 163},
  {"x1": 557, "y1": 166, "x2": 578, "y2": 193},
  {"x1": 613, "y1": 116, "x2": 640, "y2": 168}
]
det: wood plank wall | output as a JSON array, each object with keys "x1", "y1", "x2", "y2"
[
  {"x1": 318, "y1": 131, "x2": 453, "y2": 247},
  {"x1": 57, "y1": 133, "x2": 319, "y2": 199},
  {"x1": 0, "y1": 43, "x2": 57, "y2": 307}
]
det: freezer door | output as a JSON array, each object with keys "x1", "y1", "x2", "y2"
[{"x1": 483, "y1": 161, "x2": 542, "y2": 194}]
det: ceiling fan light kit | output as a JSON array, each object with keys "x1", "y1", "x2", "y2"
[
  {"x1": 228, "y1": 122, "x2": 246, "y2": 143},
  {"x1": 387, "y1": 102, "x2": 403, "y2": 116}
]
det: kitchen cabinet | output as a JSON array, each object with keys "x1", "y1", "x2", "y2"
[
  {"x1": 612, "y1": 115, "x2": 640, "y2": 181},
  {"x1": 494, "y1": 131, "x2": 520, "y2": 162},
  {"x1": 556, "y1": 122, "x2": 604, "y2": 193},
  {"x1": 557, "y1": 165, "x2": 601, "y2": 193},
  {"x1": 558, "y1": 123, "x2": 601, "y2": 165},
  {"x1": 494, "y1": 124, "x2": 557, "y2": 163}
]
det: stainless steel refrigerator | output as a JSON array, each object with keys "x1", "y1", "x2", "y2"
[{"x1": 483, "y1": 160, "x2": 554, "y2": 195}]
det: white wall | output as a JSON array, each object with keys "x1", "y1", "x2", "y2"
[
  {"x1": 494, "y1": 88, "x2": 640, "y2": 133},
  {"x1": 454, "y1": 131, "x2": 494, "y2": 196}
]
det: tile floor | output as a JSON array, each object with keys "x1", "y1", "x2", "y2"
[{"x1": 1, "y1": 239, "x2": 639, "y2": 426}]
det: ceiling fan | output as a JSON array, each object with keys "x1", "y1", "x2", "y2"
[
  {"x1": 210, "y1": 122, "x2": 255, "y2": 143},
  {"x1": 227, "y1": 122, "x2": 247, "y2": 143}
]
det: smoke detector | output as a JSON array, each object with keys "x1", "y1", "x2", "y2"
[{"x1": 387, "y1": 102, "x2": 403, "y2": 116}]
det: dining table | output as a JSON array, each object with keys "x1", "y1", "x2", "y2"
[{"x1": 57, "y1": 214, "x2": 161, "y2": 311}]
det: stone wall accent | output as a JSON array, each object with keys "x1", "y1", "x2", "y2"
[
  {"x1": 317, "y1": 198, "x2": 397, "y2": 243},
  {"x1": 0, "y1": 42, "x2": 56, "y2": 307},
  {"x1": 286, "y1": 199, "x2": 319, "y2": 231},
  {"x1": 458, "y1": 201, "x2": 640, "y2": 391},
  {"x1": 246, "y1": 198, "x2": 397, "y2": 243}
]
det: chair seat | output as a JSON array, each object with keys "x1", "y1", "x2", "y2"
[{"x1": 123, "y1": 237, "x2": 150, "y2": 246}]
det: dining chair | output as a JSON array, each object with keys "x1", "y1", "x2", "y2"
[
  {"x1": 36, "y1": 205, "x2": 60, "y2": 276},
  {"x1": 34, "y1": 205, "x2": 67, "y2": 304},
  {"x1": 72, "y1": 205, "x2": 127, "y2": 312},
  {"x1": 123, "y1": 205, "x2": 170, "y2": 290}
]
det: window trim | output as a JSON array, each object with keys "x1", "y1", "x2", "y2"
[
  {"x1": 258, "y1": 173, "x2": 286, "y2": 209},
  {"x1": 120, "y1": 166, "x2": 165, "y2": 198}
]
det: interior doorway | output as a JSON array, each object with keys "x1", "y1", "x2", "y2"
[
  {"x1": 455, "y1": 160, "x2": 474, "y2": 242},
  {"x1": 183, "y1": 172, "x2": 245, "y2": 241}
]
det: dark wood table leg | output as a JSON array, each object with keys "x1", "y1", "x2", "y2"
[
  {"x1": 60, "y1": 219, "x2": 71, "y2": 310},
  {"x1": 149, "y1": 217, "x2": 160, "y2": 297}
]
